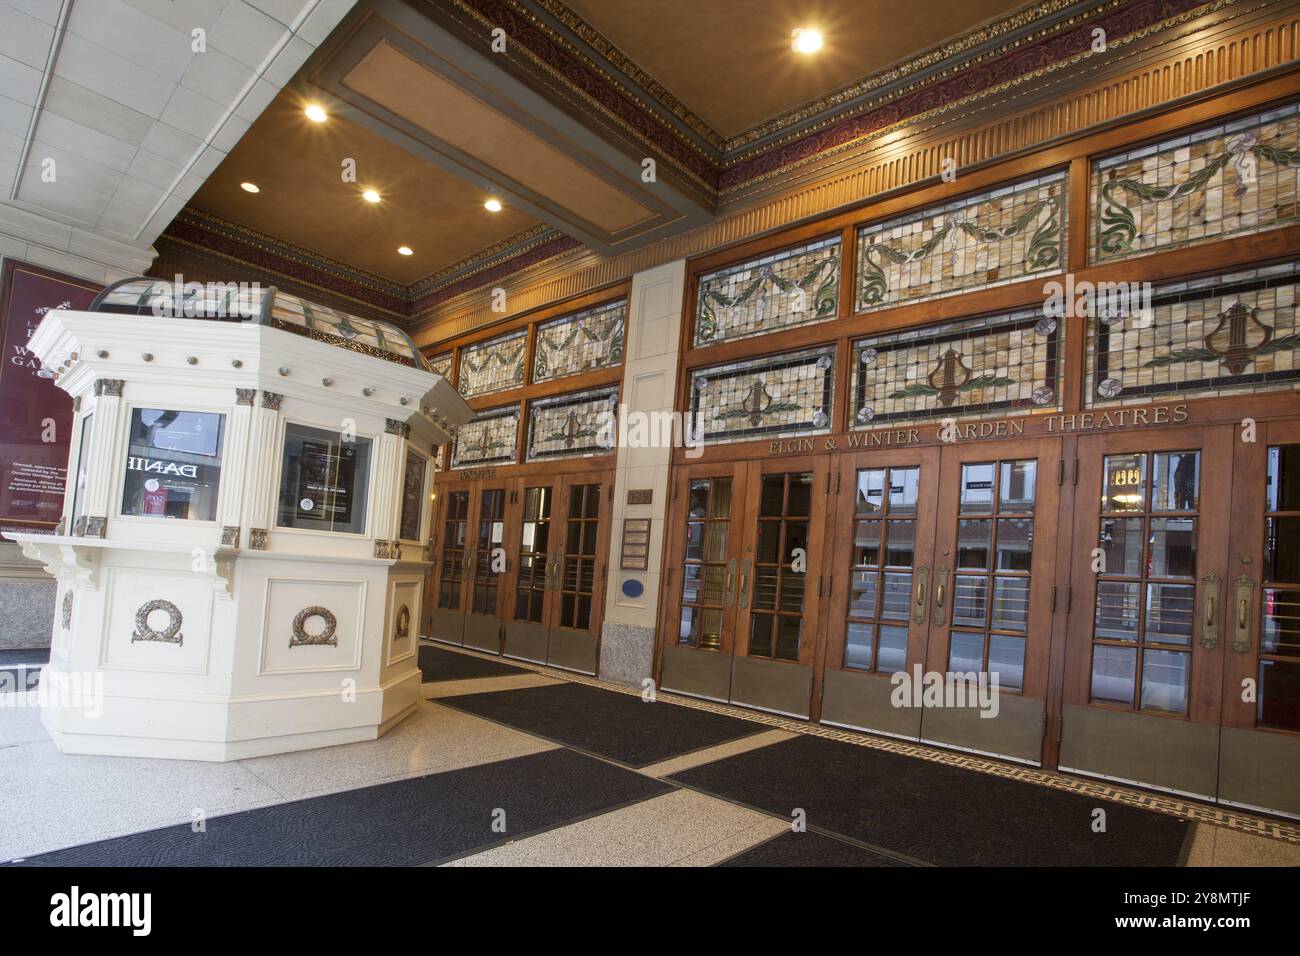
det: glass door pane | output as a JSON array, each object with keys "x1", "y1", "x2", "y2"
[
  {"x1": 558, "y1": 482, "x2": 601, "y2": 632},
  {"x1": 437, "y1": 490, "x2": 470, "y2": 611},
  {"x1": 678, "y1": 474, "x2": 735, "y2": 651},
  {"x1": 514, "y1": 485, "x2": 553, "y2": 624},
  {"x1": 470, "y1": 487, "x2": 506, "y2": 615}
]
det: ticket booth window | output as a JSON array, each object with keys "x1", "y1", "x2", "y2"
[
  {"x1": 277, "y1": 423, "x2": 373, "y2": 535},
  {"x1": 120, "y1": 408, "x2": 225, "y2": 521}
]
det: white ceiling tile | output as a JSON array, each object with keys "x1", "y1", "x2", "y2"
[
  {"x1": 18, "y1": 172, "x2": 115, "y2": 222},
  {"x1": 208, "y1": 0, "x2": 287, "y2": 70},
  {"x1": 0, "y1": 128, "x2": 24, "y2": 165},
  {"x1": 4, "y1": 0, "x2": 62, "y2": 27},
  {"x1": 245, "y1": 0, "x2": 313, "y2": 29},
  {"x1": 159, "y1": 84, "x2": 229, "y2": 140},
  {"x1": 42, "y1": 75, "x2": 157, "y2": 147},
  {"x1": 120, "y1": 0, "x2": 233, "y2": 35},
  {"x1": 53, "y1": 33, "x2": 174, "y2": 118},
  {"x1": 181, "y1": 47, "x2": 254, "y2": 105},
  {"x1": 138, "y1": 121, "x2": 204, "y2": 166},
  {"x1": 210, "y1": 113, "x2": 250, "y2": 153},
  {"x1": 125, "y1": 147, "x2": 184, "y2": 189},
  {"x1": 0, "y1": 93, "x2": 33, "y2": 138},
  {"x1": 20, "y1": 143, "x2": 123, "y2": 196},
  {"x1": 67, "y1": 0, "x2": 196, "y2": 83},
  {"x1": 0, "y1": 3, "x2": 57, "y2": 70},
  {"x1": 233, "y1": 77, "x2": 278, "y2": 123},
  {"x1": 297, "y1": 0, "x2": 354, "y2": 47},
  {"x1": 33, "y1": 112, "x2": 139, "y2": 173},
  {"x1": 0, "y1": 52, "x2": 43, "y2": 107},
  {"x1": 260, "y1": 33, "x2": 311, "y2": 88}
]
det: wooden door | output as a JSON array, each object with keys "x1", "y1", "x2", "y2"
[
  {"x1": 659, "y1": 461, "x2": 748, "y2": 702},
  {"x1": 463, "y1": 482, "x2": 511, "y2": 653},
  {"x1": 1058, "y1": 426, "x2": 1233, "y2": 799},
  {"x1": 1218, "y1": 418, "x2": 1300, "y2": 817},
  {"x1": 545, "y1": 475, "x2": 613, "y2": 674},
  {"x1": 430, "y1": 484, "x2": 473, "y2": 645},
  {"x1": 918, "y1": 437, "x2": 1064, "y2": 763},
  {"x1": 728, "y1": 456, "x2": 830, "y2": 718},
  {"x1": 819, "y1": 446, "x2": 942, "y2": 736}
]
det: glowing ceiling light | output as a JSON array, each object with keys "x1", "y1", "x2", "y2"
[
  {"x1": 362, "y1": 189, "x2": 381, "y2": 204},
  {"x1": 240, "y1": 182, "x2": 260, "y2": 193},
  {"x1": 305, "y1": 103, "x2": 328, "y2": 123},
  {"x1": 397, "y1": 246, "x2": 413, "y2": 256},
  {"x1": 484, "y1": 197, "x2": 503, "y2": 212},
  {"x1": 791, "y1": 27, "x2": 823, "y2": 54}
]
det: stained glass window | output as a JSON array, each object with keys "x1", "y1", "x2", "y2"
[
  {"x1": 429, "y1": 352, "x2": 452, "y2": 380},
  {"x1": 689, "y1": 346, "x2": 835, "y2": 445},
  {"x1": 533, "y1": 300, "x2": 626, "y2": 382},
  {"x1": 852, "y1": 308, "x2": 1061, "y2": 427},
  {"x1": 1084, "y1": 260, "x2": 1300, "y2": 407},
  {"x1": 855, "y1": 171, "x2": 1065, "y2": 313},
  {"x1": 526, "y1": 386, "x2": 619, "y2": 461},
  {"x1": 694, "y1": 236, "x2": 840, "y2": 346},
  {"x1": 1090, "y1": 101, "x2": 1300, "y2": 264},
  {"x1": 452, "y1": 405, "x2": 520, "y2": 468},
  {"x1": 457, "y1": 329, "x2": 527, "y2": 398}
]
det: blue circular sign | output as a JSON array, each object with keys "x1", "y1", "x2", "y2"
[{"x1": 621, "y1": 578, "x2": 644, "y2": 598}]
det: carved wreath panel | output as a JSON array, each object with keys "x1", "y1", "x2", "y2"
[
  {"x1": 131, "y1": 599, "x2": 184, "y2": 645},
  {"x1": 290, "y1": 606, "x2": 338, "y2": 647}
]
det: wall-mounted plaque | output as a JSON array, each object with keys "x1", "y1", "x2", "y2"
[
  {"x1": 620, "y1": 517, "x2": 651, "y2": 570},
  {"x1": 626, "y1": 488, "x2": 653, "y2": 505}
]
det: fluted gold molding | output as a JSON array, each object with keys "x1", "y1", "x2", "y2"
[{"x1": 411, "y1": 5, "x2": 1300, "y2": 347}]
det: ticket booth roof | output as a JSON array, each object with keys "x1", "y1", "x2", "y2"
[{"x1": 88, "y1": 277, "x2": 431, "y2": 371}]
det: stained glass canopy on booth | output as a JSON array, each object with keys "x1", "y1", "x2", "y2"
[{"x1": 89, "y1": 277, "x2": 431, "y2": 371}]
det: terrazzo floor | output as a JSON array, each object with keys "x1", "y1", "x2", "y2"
[{"x1": 1, "y1": 641, "x2": 1297, "y2": 867}]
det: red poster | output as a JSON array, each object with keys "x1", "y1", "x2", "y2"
[{"x1": 0, "y1": 260, "x2": 101, "y2": 536}]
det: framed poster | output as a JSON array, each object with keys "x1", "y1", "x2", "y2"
[
  {"x1": 620, "y1": 518, "x2": 651, "y2": 571},
  {"x1": 0, "y1": 260, "x2": 100, "y2": 536}
]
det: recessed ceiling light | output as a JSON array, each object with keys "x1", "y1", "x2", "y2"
[
  {"x1": 240, "y1": 182, "x2": 259, "y2": 193},
  {"x1": 397, "y1": 246, "x2": 413, "y2": 256},
  {"x1": 484, "y1": 197, "x2": 503, "y2": 213},
  {"x1": 791, "y1": 27, "x2": 823, "y2": 54},
  {"x1": 363, "y1": 189, "x2": 381, "y2": 204},
  {"x1": 305, "y1": 103, "x2": 328, "y2": 123}
]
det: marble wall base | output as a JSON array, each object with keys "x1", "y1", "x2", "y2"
[
  {"x1": 0, "y1": 579, "x2": 55, "y2": 650},
  {"x1": 599, "y1": 621, "x2": 655, "y2": 687}
]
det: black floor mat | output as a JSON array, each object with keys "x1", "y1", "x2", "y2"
[
  {"x1": 7, "y1": 748, "x2": 672, "y2": 867},
  {"x1": 0, "y1": 649, "x2": 48, "y2": 665},
  {"x1": 418, "y1": 644, "x2": 528, "y2": 682},
  {"x1": 438, "y1": 681, "x2": 768, "y2": 768},
  {"x1": 670, "y1": 735, "x2": 1191, "y2": 867},
  {"x1": 721, "y1": 831, "x2": 915, "y2": 867}
]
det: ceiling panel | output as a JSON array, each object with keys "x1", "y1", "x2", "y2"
[
  {"x1": 187, "y1": 86, "x2": 539, "y2": 284},
  {"x1": 562, "y1": 0, "x2": 1029, "y2": 138}
]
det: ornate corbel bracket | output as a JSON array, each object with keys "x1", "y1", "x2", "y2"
[{"x1": 19, "y1": 539, "x2": 101, "y2": 590}]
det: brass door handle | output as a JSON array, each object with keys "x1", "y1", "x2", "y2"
[
  {"x1": 1232, "y1": 574, "x2": 1254, "y2": 654},
  {"x1": 723, "y1": 558, "x2": 738, "y2": 608},
  {"x1": 912, "y1": 566, "x2": 930, "y2": 626},
  {"x1": 1200, "y1": 573, "x2": 1221, "y2": 650},
  {"x1": 932, "y1": 566, "x2": 950, "y2": 627},
  {"x1": 739, "y1": 560, "x2": 752, "y2": 610}
]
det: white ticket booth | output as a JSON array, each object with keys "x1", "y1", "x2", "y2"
[{"x1": 5, "y1": 279, "x2": 473, "y2": 760}]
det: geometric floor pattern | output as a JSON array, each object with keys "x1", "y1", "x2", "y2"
[{"x1": 1, "y1": 640, "x2": 1297, "y2": 866}]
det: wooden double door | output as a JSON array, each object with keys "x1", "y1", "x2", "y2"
[
  {"x1": 659, "y1": 419, "x2": 1300, "y2": 817},
  {"x1": 660, "y1": 436, "x2": 1064, "y2": 755},
  {"x1": 1058, "y1": 420, "x2": 1300, "y2": 817},
  {"x1": 430, "y1": 470, "x2": 612, "y2": 675}
]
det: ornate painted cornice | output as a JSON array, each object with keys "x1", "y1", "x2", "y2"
[{"x1": 424, "y1": 0, "x2": 1223, "y2": 197}]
